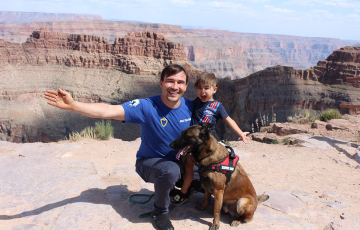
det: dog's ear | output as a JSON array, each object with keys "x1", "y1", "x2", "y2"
[{"x1": 199, "y1": 122, "x2": 214, "y2": 134}]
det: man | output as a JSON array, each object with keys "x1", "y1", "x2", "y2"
[{"x1": 44, "y1": 64, "x2": 193, "y2": 230}]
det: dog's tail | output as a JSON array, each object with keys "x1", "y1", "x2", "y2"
[{"x1": 257, "y1": 194, "x2": 269, "y2": 204}]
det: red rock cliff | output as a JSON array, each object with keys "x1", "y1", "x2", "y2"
[
  {"x1": 0, "y1": 29, "x2": 189, "y2": 143},
  {"x1": 0, "y1": 20, "x2": 354, "y2": 79},
  {"x1": 0, "y1": 29, "x2": 186, "y2": 74},
  {"x1": 215, "y1": 46, "x2": 360, "y2": 140}
]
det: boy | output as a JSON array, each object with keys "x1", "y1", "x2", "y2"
[{"x1": 171, "y1": 72, "x2": 249, "y2": 205}]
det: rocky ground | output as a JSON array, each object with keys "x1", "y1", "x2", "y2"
[{"x1": 1, "y1": 117, "x2": 360, "y2": 230}]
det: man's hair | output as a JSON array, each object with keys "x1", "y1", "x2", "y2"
[
  {"x1": 194, "y1": 72, "x2": 218, "y2": 88},
  {"x1": 161, "y1": 64, "x2": 188, "y2": 83}
]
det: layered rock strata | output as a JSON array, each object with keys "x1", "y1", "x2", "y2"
[
  {"x1": 0, "y1": 20, "x2": 354, "y2": 79},
  {"x1": 1, "y1": 28, "x2": 359, "y2": 143},
  {"x1": 0, "y1": 29, "x2": 192, "y2": 142},
  {"x1": 1, "y1": 29, "x2": 186, "y2": 74},
  {"x1": 215, "y1": 46, "x2": 360, "y2": 140}
]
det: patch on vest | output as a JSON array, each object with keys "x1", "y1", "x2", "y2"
[
  {"x1": 125, "y1": 99, "x2": 140, "y2": 108},
  {"x1": 160, "y1": 117, "x2": 168, "y2": 127}
]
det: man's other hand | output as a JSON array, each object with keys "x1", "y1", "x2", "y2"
[{"x1": 44, "y1": 88, "x2": 74, "y2": 110}]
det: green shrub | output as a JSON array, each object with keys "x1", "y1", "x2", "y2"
[
  {"x1": 271, "y1": 139, "x2": 279, "y2": 144},
  {"x1": 95, "y1": 120, "x2": 114, "y2": 140},
  {"x1": 303, "y1": 111, "x2": 310, "y2": 118},
  {"x1": 287, "y1": 116, "x2": 293, "y2": 122},
  {"x1": 68, "y1": 126, "x2": 96, "y2": 141},
  {"x1": 67, "y1": 120, "x2": 114, "y2": 141},
  {"x1": 318, "y1": 109, "x2": 342, "y2": 122},
  {"x1": 308, "y1": 115, "x2": 316, "y2": 123},
  {"x1": 283, "y1": 137, "x2": 290, "y2": 145}
]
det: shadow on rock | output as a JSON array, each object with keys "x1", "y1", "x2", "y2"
[
  {"x1": 0, "y1": 185, "x2": 215, "y2": 227},
  {"x1": 311, "y1": 136, "x2": 357, "y2": 160}
]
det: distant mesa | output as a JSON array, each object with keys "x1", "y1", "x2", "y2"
[
  {"x1": 0, "y1": 11, "x2": 103, "y2": 23},
  {"x1": 0, "y1": 28, "x2": 187, "y2": 74}
]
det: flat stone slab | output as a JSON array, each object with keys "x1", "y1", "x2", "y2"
[{"x1": 262, "y1": 190, "x2": 306, "y2": 214}]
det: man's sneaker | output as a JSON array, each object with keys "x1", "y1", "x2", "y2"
[{"x1": 152, "y1": 212, "x2": 174, "y2": 230}]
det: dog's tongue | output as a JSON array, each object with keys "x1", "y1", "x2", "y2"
[{"x1": 176, "y1": 146, "x2": 188, "y2": 159}]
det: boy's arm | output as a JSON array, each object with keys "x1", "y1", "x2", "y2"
[
  {"x1": 223, "y1": 116, "x2": 249, "y2": 144},
  {"x1": 44, "y1": 88, "x2": 126, "y2": 121}
]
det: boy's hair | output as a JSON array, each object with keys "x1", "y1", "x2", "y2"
[
  {"x1": 194, "y1": 72, "x2": 218, "y2": 88},
  {"x1": 161, "y1": 64, "x2": 188, "y2": 83}
]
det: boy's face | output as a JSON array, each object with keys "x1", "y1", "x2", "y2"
[{"x1": 196, "y1": 84, "x2": 217, "y2": 103}]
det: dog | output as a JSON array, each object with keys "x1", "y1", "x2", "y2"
[{"x1": 170, "y1": 123, "x2": 269, "y2": 230}]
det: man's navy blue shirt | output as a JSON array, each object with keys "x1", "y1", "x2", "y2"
[{"x1": 122, "y1": 95, "x2": 193, "y2": 161}]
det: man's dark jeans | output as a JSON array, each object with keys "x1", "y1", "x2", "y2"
[{"x1": 136, "y1": 157, "x2": 181, "y2": 215}]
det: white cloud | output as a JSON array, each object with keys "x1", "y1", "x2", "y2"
[
  {"x1": 232, "y1": 0, "x2": 270, "y2": 2},
  {"x1": 208, "y1": 1, "x2": 245, "y2": 10},
  {"x1": 347, "y1": 13, "x2": 360, "y2": 19},
  {"x1": 285, "y1": 0, "x2": 360, "y2": 8},
  {"x1": 264, "y1": 5, "x2": 294, "y2": 13},
  {"x1": 170, "y1": 0, "x2": 195, "y2": 6},
  {"x1": 310, "y1": 9, "x2": 334, "y2": 18}
]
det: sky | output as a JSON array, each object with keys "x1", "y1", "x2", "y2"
[{"x1": 2, "y1": 0, "x2": 360, "y2": 41}]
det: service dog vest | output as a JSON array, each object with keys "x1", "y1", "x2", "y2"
[{"x1": 198, "y1": 146, "x2": 239, "y2": 184}]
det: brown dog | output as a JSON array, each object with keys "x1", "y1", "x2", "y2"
[{"x1": 170, "y1": 123, "x2": 268, "y2": 230}]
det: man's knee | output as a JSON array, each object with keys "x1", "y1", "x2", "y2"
[{"x1": 161, "y1": 164, "x2": 181, "y2": 182}]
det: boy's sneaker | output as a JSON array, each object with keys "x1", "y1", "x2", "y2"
[{"x1": 152, "y1": 212, "x2": 174, "y2": 230}]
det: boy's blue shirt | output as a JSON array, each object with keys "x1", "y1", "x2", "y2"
[
  {"x1": 122, "y1": 95, "x2": 193, "y2": 161},
  {"x1": 190, "y1": 97, "x2": 229, "y2": 131}
]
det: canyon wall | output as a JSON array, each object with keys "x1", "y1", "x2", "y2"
[
  {"x1": 215, "y1": 46, "x2": 360, "y2": 140},
  {"x1": 0, "y1": 20, "x2": 354, "y2": 79},
  {"x1": 1, "y1": 28, "x2": 359, "y2": 143},
  {"x1": 0, "y1": 29, "x2": 197, "y2": 143},
  {"x1": 1, "y1": 29, "x2": 186, "y2": 74},
  {"x1": 176, "y1": 30, "x2": 353, "y2": 78}
]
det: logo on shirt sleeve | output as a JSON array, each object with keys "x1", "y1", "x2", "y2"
[
  {"x1": 125, "y1": 99, "x2": 140, "y2": 108},
  {"x1": 160, "y1": 117, "x2": 168, "y2": 127}
]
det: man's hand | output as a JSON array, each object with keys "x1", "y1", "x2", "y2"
[
  {"x1": 44, "y1": 88, "x2": 74, "y2": 110},
  {"x1": 238, "y1": 131, "x2": 250, "y2": 144}
]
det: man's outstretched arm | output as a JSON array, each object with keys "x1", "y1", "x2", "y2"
[{"x1": 44, "y1": 88, "x2": 125, "y2": 121}]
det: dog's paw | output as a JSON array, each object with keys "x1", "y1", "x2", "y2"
[
  {"x1": 195, "y1": 204, "x2": 206, "y2": 210},
  {"x1": 230, "y1": 220, "x2": 241, "y2": 227},
  {"x1": 209, "y1": 224, "x2": 219, "y2": 230}
]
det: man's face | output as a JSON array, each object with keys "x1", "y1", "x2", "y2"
[{"x1": 160, "y1": 71, "x2": 188, "y2": 107}]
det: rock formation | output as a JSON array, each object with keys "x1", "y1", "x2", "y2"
[
  {"x1": 215, "y1": 46, "x2": 360, "y2": 140},
  {"x1": 1, "y1": 28, "x2": 186, "y2": 74},
  {"x1": 315, "y1": 46, "x2": 360, "y2": 85},
  {"x1": 0, "y1": 20, "x2": 354, "y2": 79},
  {"x1": 1, "y1": 28, "x2": 359, "y2": 143},
  {"x1": 0, "y1": 29, "x2": 192, "y2": 143}
]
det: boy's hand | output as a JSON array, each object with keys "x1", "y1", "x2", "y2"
[
  {"x1": 238, "y1": 132, "x2": 250, "y2": 144},
  {"x1": 44, "y1": 88, "x2": 75, "y2": 110}
]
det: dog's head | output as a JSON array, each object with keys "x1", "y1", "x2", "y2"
[{"x1": 170, "y1": 122, "x2": 214, "y2": 160}]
